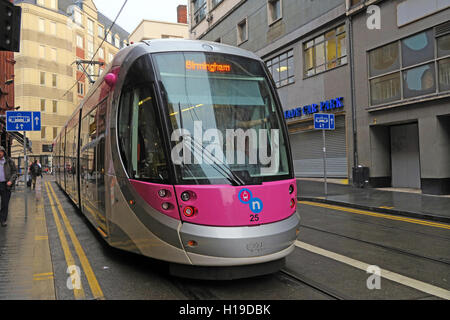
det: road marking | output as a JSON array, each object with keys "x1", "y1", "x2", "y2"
[
  {"x1": 45, "y1": 182, "x2": 86, "y2": 300},
  {"x1": 379, "y1": 206, "x2": 394, "y2": 209},
  {"x1": 299, "y1": 201, "x2": 450, "y2": 230},
  {"x1": 35, "y1": 236, "x2": 49, "y2": 240},
  {"x1": 295, "y1": 240, "x2": 450, "y2": 300},
  {"x1": 47, "y1": 182, "x2": 105, "y2": 300}
]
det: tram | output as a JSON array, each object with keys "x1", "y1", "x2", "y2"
[{"x1": 53, "y1": 40, "x2": 300, "y2": 279}]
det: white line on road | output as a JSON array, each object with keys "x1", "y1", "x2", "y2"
[{"x1": 295, "y1": 240, "x2": 450, "y2": 300}]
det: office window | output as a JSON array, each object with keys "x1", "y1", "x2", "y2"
[
  {"x1": 266, "y1": 49, "x2": 294, "y2": 88},
  {"x1": 87, "y1": 40, "x2": 94, "y2": 59},
  {"x1": 193, "y1": 0, "x2": 206, "y2": 25},
  {"x1": 107, "y1": 32, "x2": 112, "y2": 44},
  {"x1": 50, "y1": 21, "x2": 56, "y2": 35},
  {"x1": 53, "y1": 127, "x2": 58, "y2": 139},
  {"x1": 39, "y1": 45, "x2": 45, "y2": 58},
  {"x1": 212, "y1": 0, "x2": 223, "y2": 8},
  {"x1": 268, "y1": 0, "x2": 282, "y2": 25},
  {"x1": 50, "y1": 0, "x2": 57, "y2": 9},
  {"x1": 39, "y1": 18, "x2": 45, "y2": 32},
  {"x1": 41, "y1": 99, "x2": 46, "y2": 112},
  {"x1": 41, "y1": 127, "x2": 46, "y2": 139},
  {"x1": 76, "y1": 35, "x2": 83, "y2": 48},
  {"x1": 401, "y1": 30, "x2": 434, "y2": 67},
  {"x1": 52, "y1": 74, "x2": 57, "y2": 87},
  {"x1": 304, "y1": 25, "x2": 347, "y2": 77},
  {"x1": 369, "y1": 28, "x2": 449, "y2": 106},
  {"x1": 237, "y1": 18, "x2": 248, "y2": 45},
  {"x1": 40, "y1": 72, "x2": 46, "y2": 85},
  {"x1": 53, "y1": 100, "x2": 58, "y2": 113}
]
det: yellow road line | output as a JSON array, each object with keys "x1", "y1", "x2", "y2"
[
  {"x1": 34, "y1": 272, "x2": 54, "y2": 277},
  {"x1": 44, "y1": 182, "x2": 86, "y2": 300},
  {"x1": 47, "y1": 182, "x2": 105, "y2": 300},
  {"x1": 299, "y1": 201, "x2": 450, "y2": 230}
]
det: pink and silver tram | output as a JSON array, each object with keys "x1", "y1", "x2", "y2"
[{"x1": 53, "y1": 40, "x2": 300, "y2": 279}]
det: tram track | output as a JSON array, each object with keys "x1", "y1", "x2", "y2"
[
  {"x1": 277, "y1": 268, "x2": 351, "y2": 300},
  {"x1": 299, "y1": 224, "x2": 450, "y2": 266}
]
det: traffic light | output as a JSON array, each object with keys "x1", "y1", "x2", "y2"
[{"x1": 0, "y1": 0, "x2": 21, "y2": 52}]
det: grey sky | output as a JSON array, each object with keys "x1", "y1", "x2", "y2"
[{"x1": 93, "y1": 0, "x2": 188, "y2": 34}]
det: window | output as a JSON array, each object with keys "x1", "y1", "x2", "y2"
[
  {"x1": 39, "y1": 18, "x2": 45, "y2": 32},
  {"x1": 50, "y1": 21, "x2": 56, "y2": 35},
  {"x1": 108, "y1": 53, "x2": 114, "y2": 63},
  {"x1": 37, "y1": 0, "x2": 44, "y2": 6},
  {"x1": 193, "y1": 0, "x2": 206, "y2": 25},
  {"x1": 41, "y1": 127, "x2": 46, "y2": 139},
  {"x1": 53, "y1": 127, "x2": 58, "y2": 139},
  {"x1": 212, "y1": 0, "x2": 223, "y2": 8},
  {"x1": 107, "y1": 32, "x2": 112, "y2": 44},
  {"x1": 40, "y1": 72, "x2": 46, "y2": 85},
  {"x1": 237, "y1": 18, "x2": 248, "y2": 45},
  {"x1": 51, "y1": 48, "x2": 57, "y2": 61},
  {"x1": 74, "y1": 10, "x2": 82, "y2": 25},
  {"x1": 87, "y1": 19, "x2": 94, "y2": 35},
  {"x1": 87, "y1": 40, "x2": 94, "y2": 59},
  {"x1": 76, "y1": 35, "x2": 83, "y2": 48},
  {"x1": 98, "y1": 25, "x2": 104, "y2": 38},
  {"x1": 52, "y1": 74, "x2": 57, "y2": 87},
  {"x1": 39, "y1": 45, "x2": 45, "y2": 59},
  {"x1": 99, "y1": 47, "x2": 104, "y2": 59},
  {"x1": 268, "y1": 0, "x2": 282, "y2": 25},
  {"x1": 50, "y1": 0, "x2": 57, "y2": 9},
  {"x1": 77, "y1": 82, "x2": 84, "y2": 96},
  {"x1": 53, "y1": 100, "x2": 57, "y2": 113},
  {"x1": 368, "y1": 28, "x2": 450, "y2": 106},
  {"x1": 304, "y1": 25, "x2": 347, "y2": 77},
  {"x1": 41, "y1": 99, "x2": 46, "y2": 112},
  {"x1": 115, "y1": 36, "x2": 120, "y2": 48},
  {"x1": 266, "y1": 49, "x2": 294, "y2": 87},
  {"x1": 118, "y1": 56, "x2": 169, "y2": 182}
]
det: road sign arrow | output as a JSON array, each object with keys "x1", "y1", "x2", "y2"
[{"x1": 35, "y1": 116, "x2": 39, "y2": 125}]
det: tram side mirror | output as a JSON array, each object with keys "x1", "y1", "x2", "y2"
[{"x1": 105, "y1": 73, "x2": 118, "y2": 88}]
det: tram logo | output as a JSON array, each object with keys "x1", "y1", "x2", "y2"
[{"x1": 238, "y1": 189, "x2": 263, "y2": 214}]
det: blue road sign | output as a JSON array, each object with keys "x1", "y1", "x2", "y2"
[
  {"x1": 314, "y1": 113, "x2": 335, "y2": 130},
  {"x1": 6, "y1": 111, "x2": 41, "y2": 131}
]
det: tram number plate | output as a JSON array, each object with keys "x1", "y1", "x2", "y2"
[{"x1": 250, "y1": 214, "x2": 259, "y2": 222}]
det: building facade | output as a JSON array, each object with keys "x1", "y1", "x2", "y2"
[
  {"x1": 13, "y1": 0, "x2": 128, "y2": 168},
  {"x1": 189, "y1": 0, "x2": 450, "y2": 195}
]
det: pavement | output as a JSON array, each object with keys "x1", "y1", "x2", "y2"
[
  {"x1": 297, "y1": 179, "x2": 450, "y2": 224},
  {"x1": 0, "y1": 176, "x2": 55, "y2": 300}
]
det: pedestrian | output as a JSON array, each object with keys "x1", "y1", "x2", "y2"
[
  {"x1": 30, "y1": 160, "x2": 41, "y2": 190},
  {"x1": 0, "y1": 146, "x2": 18, "y2": 227}
]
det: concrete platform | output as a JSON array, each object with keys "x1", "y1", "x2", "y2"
[
  {"x1": 0, "y1": 176, "x2": 55, "y2": 300},
  {"x1": 297, "y1": 179, "x2": 450, "y2": 224}
]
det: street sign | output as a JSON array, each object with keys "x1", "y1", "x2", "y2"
[
  {"x1": 6, "y1": 111, "x2": 41, "y2": 132},
  {"x1": 314, "y1": 113, "x2": 335, "y2": 130}
]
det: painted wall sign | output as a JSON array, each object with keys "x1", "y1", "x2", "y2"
[{"x1": 284, "y1": 97, "x2": 344, "y2": 120}]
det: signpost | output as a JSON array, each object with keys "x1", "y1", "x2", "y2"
[
  {"x1": 314, "y1": 113, "x2": 335, "y2": 196},
  {"x1": 6, "y1": 111, "x2": 42, "y2": 186}
]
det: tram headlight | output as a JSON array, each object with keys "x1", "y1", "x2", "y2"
[
  {"x1": 158, "y1": 189, "x2": 168, "y2": 198},
  {"x1": 289, "y1": 185, "x2": 295, "y2": 194},
  {"x1": 181, "y1": 191, "x2": 190, "y2": 201},
  {"x1": 162, "y1": 202, "x2": 171, "y2": 210}
]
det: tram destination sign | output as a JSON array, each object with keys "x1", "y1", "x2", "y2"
[
  {"x1": 314, "y1": 113, "x2": 335, "y2": 130},
  {"x1": 6, "y1": 111, "x2": 41, "y2": 132}
]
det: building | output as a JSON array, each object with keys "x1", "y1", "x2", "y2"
[
  {"x1": 12, "y1": 0, "x2": 128, "y2": 168},
  {"x1": 128, "y1": 5, "x2": 188, "y2": 43},
  {"x1": 0, "y1": 1, "x2": 16, "y2": 156},
  {"x1": 189, "y1": 0, "x2": 450, "y2": 195}
]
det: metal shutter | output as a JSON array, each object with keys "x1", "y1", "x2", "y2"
[{"x1": 290, "y1": 115, "x2": 347, "y2": 177}]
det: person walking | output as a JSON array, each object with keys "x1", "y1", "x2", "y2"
[
  {"x1": 30, "y1": 160, "x2": 41, "y2": 190},
  {"x1": 0, "y1": 146, "x2": 17, "y2": 227}
]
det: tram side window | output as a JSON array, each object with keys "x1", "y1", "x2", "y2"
[{"x1": 118, "y1": 86, "x2": 168, "y2": 182}]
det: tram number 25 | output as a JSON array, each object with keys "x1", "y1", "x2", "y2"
[{"x1": 250, "y1": 214, "x2": 259, "y2": 222}]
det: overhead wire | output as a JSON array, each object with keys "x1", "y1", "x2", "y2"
[{"x1": 61, "y1": 0, "x2": 129, "y2": 99}]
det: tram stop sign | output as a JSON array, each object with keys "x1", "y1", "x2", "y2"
[
  {"x1": 6, "y1": 111, "x2": 41, "y2": 132},
  {"x1": 314, "y1": 113, "x2": 335, "y2": 130}
]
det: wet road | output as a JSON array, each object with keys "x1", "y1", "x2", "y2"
[{"x1": 3, "y1": 178, "x2": 449, "y2": 300}]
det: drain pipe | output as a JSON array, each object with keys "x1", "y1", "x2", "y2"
[{"x1": 347, "y1": 14, "x2": 359, "y2": 184}]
